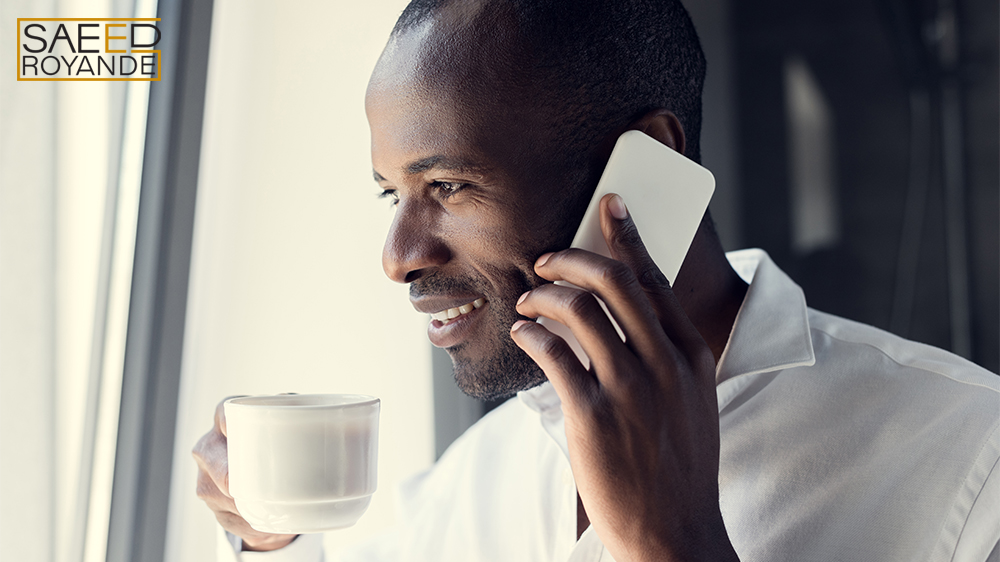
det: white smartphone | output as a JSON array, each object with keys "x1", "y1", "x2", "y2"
[{"x1": 536, "y1": 130, "x2": 715, "y2": 368}]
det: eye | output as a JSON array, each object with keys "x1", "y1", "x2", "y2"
[
  {"x1": 377, "y1": 188, "x2": 399, "y2": 207},
  {"x1": 431, "y1": 181, "x2": 467, "y2": 199}
]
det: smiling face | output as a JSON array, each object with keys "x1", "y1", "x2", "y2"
[{"x1": 365, "y1": 14, "x2": 592, "y2": 400}]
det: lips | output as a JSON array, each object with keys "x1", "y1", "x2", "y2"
[{"x1": 421, "y1": 298, "x2": 489, "y2": 349}]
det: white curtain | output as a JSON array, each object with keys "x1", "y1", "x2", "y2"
[
  {"x1": 1, "y1": 1, "x2": 142, "y2": 562},
  {"x1": 164, "y1": 1, "x2": 436, "y2": 561}
]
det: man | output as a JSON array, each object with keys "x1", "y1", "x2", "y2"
[{"x1": 193, "y1": 0, "x2": 1000, "y2": 560}]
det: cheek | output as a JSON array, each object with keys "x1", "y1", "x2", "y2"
[
  {"x1": 435, "y1": 212, "x2": 541, "y2": 292},
  {"x1": 508, "y1": 179, "x2": 586, "y2": 254},
  {"x1": 451, "y1": 206, "x2": 546, "y2": 263},
  {"x1": 507, "y1": 204, "x2": 576, "y2": 259}
]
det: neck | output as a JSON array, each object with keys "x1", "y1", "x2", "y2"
[{"x1": 672, "y1": 222, "x2": 748, "y2": 364}]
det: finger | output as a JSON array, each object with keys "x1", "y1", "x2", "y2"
[
  {"x1": 509, "y1": 319, "x2": 597, "y2": 410},
  {"x1": 195, "y1": 465, "x2": 238, "y2": 514},
  {"x1": 214, "y1": 511, "x2": 296, "y2": 551},
  {"x1": 214, "y1": 510, "x2": 256, "y2": 537},
  {"x1": 530, "y1": 248, "x2": 675, "y2": 366},
  {"x1": 599, "y1": 193, "x2": 704, "y2": 352},
  {"x1": 515, "y1": 283, "x2": 632, "y2": 371},
  {"x1": 197, "y1": 468, "x2": 297, "y2": 550},
  {"x1": 192, "y1": 428, "x2": 232, "y2": 497}
]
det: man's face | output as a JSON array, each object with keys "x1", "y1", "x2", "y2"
[{"x1": 365, "y1": 20, "x2": 584, "y2": 400}]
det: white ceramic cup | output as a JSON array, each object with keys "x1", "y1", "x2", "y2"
[{"x1": 225, "y1": 394, "x2": 380, "y2": 534}]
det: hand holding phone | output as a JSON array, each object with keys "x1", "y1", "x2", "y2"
[
  {"x1": 509, "y1": 128, "x2": 736, "y2": 561},
  {"x1": 537, "y1": 130, "x2": 715, "y2": 368}
]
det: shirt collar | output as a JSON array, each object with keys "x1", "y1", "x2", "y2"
[
  {"x1": 518, "y1": 249, "x2": 816, "y2": 414},
  {"x1": 519, "y1": 379, "x2": 561, "y2": 414},
  {"x1": 716, "y1": 249, "x2": 815, "y2": 385},
  {"x1": 518, "y1": 378, "x2": 570, "y2": 459}
]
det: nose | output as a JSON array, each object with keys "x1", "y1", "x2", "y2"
[{"x1": 382, "y1": 199, "x2": 451, "y2": 284}]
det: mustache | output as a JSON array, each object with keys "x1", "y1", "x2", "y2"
[{"x1": 409, "y1": 273, "x2": 485, "y2": 299}]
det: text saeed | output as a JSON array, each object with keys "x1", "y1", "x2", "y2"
[{"x1": 17, "y1": 18, "x2": 162, "y2": 81}]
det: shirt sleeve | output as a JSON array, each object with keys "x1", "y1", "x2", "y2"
[
  {"x1": 217, "y1": 528, "x2": 325, "y2": 562},
  {"x1": 951, "y1": 424, "x2": 1000, "y2": 562}
]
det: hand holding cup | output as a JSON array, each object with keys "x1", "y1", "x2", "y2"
[
  {"x1": 193, "y1": 394, "x2": 380, "y2": 549},
  {"x1": 192, "y1": 397, "x2": 298, "y2": 551}
]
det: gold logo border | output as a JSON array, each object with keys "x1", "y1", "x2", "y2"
[{"x1": 16, "y1": 18, "x2": 162, "y2": 82}]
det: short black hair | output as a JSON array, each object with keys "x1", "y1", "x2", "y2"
[{"x1": 392, "y1": 0, "x2": 707, "y2": 165}]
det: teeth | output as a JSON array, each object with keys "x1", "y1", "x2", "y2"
[{"x1": 431, "y1": 299, "x2": 487, "y2": 324}]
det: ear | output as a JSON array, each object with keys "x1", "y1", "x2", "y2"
[{"x1": 629, "y1": 109, "x2": 686, "y2": 157}]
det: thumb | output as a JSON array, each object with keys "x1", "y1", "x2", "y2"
[
  {"x1": 599, "y1": 193, "x2": 698, "y2": 348},
  {"x1": 599, "y1": 193, "x2": 672, "y2": 299}
]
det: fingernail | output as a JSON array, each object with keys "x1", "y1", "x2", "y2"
[
  {"x1": 517, "y1": 291, "x2": 530, "y2": 305},
  {"x1": 536, "y1": 252, "x2": 553, "y2": 267},
  {"x1": 609, "y1": 194, "x2": 628, "y2": 220},
  {"x1": 511, "y1": 319, "x2": 531, "y2": 332}
]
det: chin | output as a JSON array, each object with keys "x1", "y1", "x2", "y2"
[{"x1": 449, "y1": 341, "x2": 547, "y2": 402}]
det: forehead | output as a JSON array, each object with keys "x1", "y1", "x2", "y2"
[
  {"x1": 365, "y1": 67, "x2": 486, "y2": 176},
  {"x1": 365, "y1": 9, "x2": 548, "y2": 176}
]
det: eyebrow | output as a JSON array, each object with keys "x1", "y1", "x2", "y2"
[{"x1": 372, "y1": 155, "x2": 489, "y2": 183}]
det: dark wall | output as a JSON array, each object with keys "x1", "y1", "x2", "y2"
[{"x1": 731, "y1": 0, "x2": 998, "y2": 372}]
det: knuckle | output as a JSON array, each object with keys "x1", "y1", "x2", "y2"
[
  {"x1": 191, "y1": 432, "x2": 210, "y2": 458},
  {"x1": 191, "y1": 451, "x2": 206, "y2": 471},
  {"x1": 638, "y1": 266, "x2": 670, "y2": 291},
  {"x1": 596, "y1": 260, "x2": 634, "y2": 290},
  {"x1": 539, "y1": 334, "x2": 571, "y2": 364},
  {"x1": 191, "y1": 431, "x2": 225, "y2": 469},
  {"x1": 562, "y1": 290, "x2": 597, "y2": 319},
  {"x1": 611, "y1": 220, "x2": 643, "y2": 248},
  {"x1": 195, "y1": 472, "x2": 215, "y2": 501},
  {"x1": 214, "y1": 511, "x2": 245, "y2": 532}
]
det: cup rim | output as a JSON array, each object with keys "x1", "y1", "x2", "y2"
[{"x1": 225, "y1": 393, "x2": 379, "y2": 409}]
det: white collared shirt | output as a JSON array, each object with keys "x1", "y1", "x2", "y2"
[{"x1": 225, "y1": 249, "x2": 1000, "y2": 562}]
